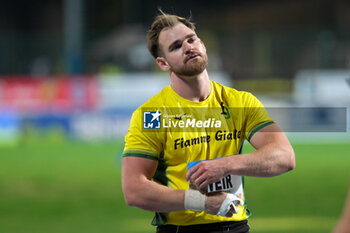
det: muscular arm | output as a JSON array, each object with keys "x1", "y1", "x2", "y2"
[
  {"x1": 122, "y1": 156, "x2": 185, "y2": 212},
  {"x1": 187, "y1": 123, "x2": 296, "y2": 190},
  {"x1": 122, "y1": 156, "x2": 228, "y2": 213},
  {"x1": 227, "y1": 123, "x2": 295, "y2": 177}
]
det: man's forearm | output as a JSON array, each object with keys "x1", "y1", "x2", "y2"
[
  {"x1": 225, "y1": 142, "x2": 295, "y2": 177},
  {"x1": 186, "y1": 126, "x2": 296, "y2": 191},
  {"x1": 123, "y1": 177, "x2": 185, "y2": 212},
  {"x1": 123, "y1": 175, "x2": 228, "y2": 214},
  {"x1": 122, "y1": 156, "x2": 237, "y2": 215}
]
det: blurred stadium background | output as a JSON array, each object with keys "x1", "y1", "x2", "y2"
[{"x1": 0, "y1": 0, "x2": 349, "y2": 232}]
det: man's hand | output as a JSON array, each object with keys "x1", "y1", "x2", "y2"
[
  {"x1": 186, "y1": 158, "x2": 227, "y2": 191},
  {"x1": 206, "y1": 192, "x2": 236, "y2": 217}
]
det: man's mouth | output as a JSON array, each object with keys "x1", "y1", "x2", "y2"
[{"x1": 185, "y1": 54, "x2": 200, "y2": 63}]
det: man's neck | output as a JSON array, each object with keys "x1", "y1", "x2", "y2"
[{"x1": 170, "y1": 70, "x2": 211, "y2": 102}]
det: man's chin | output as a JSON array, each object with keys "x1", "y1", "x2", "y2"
[
  {"x1": 177, "y1": 64, "x2": 207, "y2": 77},
  {"x1": 176, "y1": 69, "x2": 206, "y2": 77}
]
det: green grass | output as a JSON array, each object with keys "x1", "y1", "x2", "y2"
[{"x1": 0, "y1": 141, "x2": 349, "y2": 233}]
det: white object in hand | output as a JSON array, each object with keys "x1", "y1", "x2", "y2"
[{"x1": 216, "y1": 193, "x2": 244, "y2": 216}]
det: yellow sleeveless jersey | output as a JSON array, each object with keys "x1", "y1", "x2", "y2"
[{"x1": 123, "y1": 81, "x2": 273, "y2": 226}]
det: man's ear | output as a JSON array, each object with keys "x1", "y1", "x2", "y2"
[{"x1": 156, "y1": 57, "x2": 170, "y2": 71}]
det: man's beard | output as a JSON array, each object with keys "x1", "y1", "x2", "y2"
[{"x1": 171, "y1": 53, "x2": 208, "y2": 77}]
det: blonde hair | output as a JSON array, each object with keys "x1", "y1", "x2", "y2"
[{"x1": 147, "y1": 10, "x2": 195, "y2": 59}]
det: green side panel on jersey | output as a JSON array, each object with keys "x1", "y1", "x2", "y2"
[
  {"x1": 238, "y1": 141, "x2": 251, "y2": 218},
  {"x1": 152, "y1": 152, "x2": 168, "y2": 186},
  {"x1": 238, "y1": 140, "x2": 244, "y2": 155},
  {"x1": 152, "y1": 151, "x2": 170, "y2": 226},
  {"x1": 151, "y1": 212, "x2": 168, "y2": 226}
]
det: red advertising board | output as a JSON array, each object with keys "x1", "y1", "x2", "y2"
[{"x1": 0, "y1": 76, "x2": 99, "y2": 113}]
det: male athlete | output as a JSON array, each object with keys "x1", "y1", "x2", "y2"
[{"x1": 122, "y1": 11, "x2": 295, "y2": 233}]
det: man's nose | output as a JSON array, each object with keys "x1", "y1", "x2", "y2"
[{"x1": 183, "y1": 41, "x2": 193, "y2": 54}]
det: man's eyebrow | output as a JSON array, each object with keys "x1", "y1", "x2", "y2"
[{"x1": 168, "y1": 33, "x2": 196, "y2": 52}]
